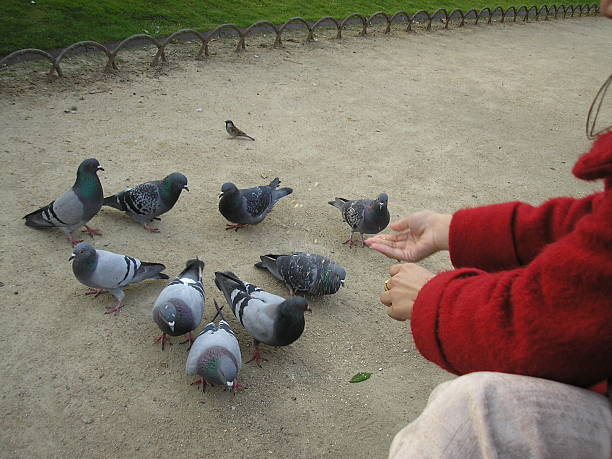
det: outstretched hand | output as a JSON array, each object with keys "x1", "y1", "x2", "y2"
[{"x1": 365, "y1": 211, "x2": 451, "y2": 262}]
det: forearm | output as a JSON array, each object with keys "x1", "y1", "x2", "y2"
[
  {"x1": 432, "y1": 213, "x2": 451, "y2": 252},
  {"x1": 411, "y1": 203, "x2": 612, "y2": 387},
  {"x1": 449, "y1": 193, "x2": 603, "y2": 270},
  {"x1": 412, "y1": 267, "x2": 611, "y2": 388}
]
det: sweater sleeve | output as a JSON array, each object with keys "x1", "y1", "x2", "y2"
[
  {"x1": 449, "y1": 193, "x2": 603, "y2": 271},
  {"x1": 410, "y1": 192, "x2": 612, "y2": 388}
]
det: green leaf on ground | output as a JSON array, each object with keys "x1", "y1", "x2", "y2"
[{"x1": 349, "y1": 372, "x2": 372, "y2": 383}]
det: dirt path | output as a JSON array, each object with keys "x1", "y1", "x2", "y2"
[{"x1": 0, "y1": 17, "x2": 609, "y2": 458}]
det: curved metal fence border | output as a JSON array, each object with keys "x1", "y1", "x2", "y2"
[{"x1": 0, "y1": 4, "x2": 600, "y2": 78}]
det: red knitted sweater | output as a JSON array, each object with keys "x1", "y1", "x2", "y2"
[{"x1": 411, "y1": 132, "x2": 612, "y2": 390}]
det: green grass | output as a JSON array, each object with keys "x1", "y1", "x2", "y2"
[{"x1": 1, "y1": 0, "x2": 578, "y2": 56}]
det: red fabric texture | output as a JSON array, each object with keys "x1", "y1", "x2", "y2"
[{"x1": 411, "y1": 132, "x2": 612, "y2": 390}]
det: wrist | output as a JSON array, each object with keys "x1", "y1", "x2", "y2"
[{"x1": 433, "y1": 213, "x2": 452, "y2": 251}]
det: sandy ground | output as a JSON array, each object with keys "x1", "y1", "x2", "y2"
[{"x1": 0, "y1": 17, "x2": 610, "y2": 459}]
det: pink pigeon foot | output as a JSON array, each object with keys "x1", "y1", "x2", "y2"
[
  {"x1": 342, "y1": 237, "x2": 364, "y2": 248},
  {"x1": 246, "y1": 347, "x2": 268, "y2": 367},
  {"x1": 191, "y1": 378, "x2": 210, "y2": 393},
  {"x1": 70, "y1": 236, "x2": 84, "y2": 247},
  {"x1": 104, "y1": 301, "x2": 124, "y2": 315},
  {"x1": 143, "y1": 224, "x2": 160, "y2": 233},
  {"x1": 155, "y1": 333, "x2": 172, "y2": 351},
  {"x1": 85, "y1": 288, "x2": 107, "y2": 297},
  {"x1": 179, "y1": 332, "x2": 194, "y2": 350},
  {"x1": 83, "y1": 225, "x2": 102, "y2": 237},
  {"x1": 231, "y1": 379, "x2": 247, "y2": 393},
  {"x1": 225, "y1": 223, "x2": 248, "y2": 231}
]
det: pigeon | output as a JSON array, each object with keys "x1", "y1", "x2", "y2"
[
  {"x1": 102, "y1": 172, "x2": 189, "y2": 233},
  {"x1": 328, "y1": 193, "x2": 390, "y2": 247},
  {"x1": 152, "y1": 258, "x2": 205, "y2": 350},
  {"x1": 186, "y1": 300, "x2": 243, "y2": 393},
  {"x1": 225, "y1": 120, "x2": 255, "y2": 141},
  {"x1": 23, "y1": 158, "x2": 104, "y2": 246},
  {"x1": 218, "y1": 178, "x2": 293, "y2": 231},
  {"x1": 255, "y1": 253, "x2": 346, "y2": 296},
  {"x1": 214, "y1": 271, "x2": 310, "y2": 366},
  {"x1": 70, "y1": 242, "x2": 169, "y2": 314}
]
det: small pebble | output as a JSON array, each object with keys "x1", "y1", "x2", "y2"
[
  {"x1": 195, "y1": 108, "x2": 203, "y2": 112},
  {"x1": 81, "y1": 416, "x2": 93, "y2": 424}
]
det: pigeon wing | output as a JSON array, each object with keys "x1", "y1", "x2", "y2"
[
  {"x1": 243, "y1": 186, "x2": 272, "y2": 218},
  {"x1": 343, "y1": 200, "x2": 367, "y2": 229}
]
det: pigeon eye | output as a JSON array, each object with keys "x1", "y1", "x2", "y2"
[{"x1": 80, "y1": 250, "x2": 84, "y2": 254}]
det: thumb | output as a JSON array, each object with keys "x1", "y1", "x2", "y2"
[{"x1": 390, "y1": 216, "x2": 413, "y2": 232}]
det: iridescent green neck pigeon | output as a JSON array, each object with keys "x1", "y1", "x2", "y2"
[
  {"x1": 103, "y1": 172, "x2": 188, "y2": 233},
  {"x1": 23, "y1": 158, "x2": 104, "y2": 246}
]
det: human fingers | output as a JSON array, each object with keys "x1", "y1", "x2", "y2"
[
  {"x1": 380, "y1": 290, "x2": 392, "y2": 306},
  {"x1": 367, "y1": 242, "x2": 405, "y2": 261},
  {"x1": 389, "y1": 263, "x2": 403, "y2": 276},
  {"x1": 365, "y1": 232, "x2": 409, "y2": 244},
  {"x1": 387, "y1": 302, "x2": 413, "y2": 321},
  {"x1": 389, "y1": 217, "x2": 413, "y2": 232}
]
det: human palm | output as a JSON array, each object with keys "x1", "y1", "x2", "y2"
[{"x1": 365, "y1": 211, "x2": 450, "y2": 262}]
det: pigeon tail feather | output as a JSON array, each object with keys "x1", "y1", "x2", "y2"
[
  {"x1": 180, "y1": 258, "x2": 205, "y2": 281},
  {"x1": 328, "y1": 197, "x2": 348, "y2": 209},
  {"x1": 23, "y1": 207, "x2": 54, "y2": 227},
  {"x1": 254, "y1": 255, "x2": 282, "y2": 280},
  {"x1": 214, "y1": 271, "x2": 243, "y2": 292},
  {"x1": 102, "y1": 194, "x2": 124, "y2": 210},
  {"x1": 134, "y1": 262, "x2": 168, "y2": 282},
  {"x1": 272, "y1": 187, "x2": 293, "y2": 202}
]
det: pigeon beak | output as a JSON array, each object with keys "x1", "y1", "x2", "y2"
[
  {"x1": 168, "y1": 321, "x2": 175, "y2": 333},
  {"x1": 97, "y1": 166, "x2": 104, "y2": 171},
  {"x1": 183, "y1": 185, "x2": 189, "y2": 192},
  {"x1": 305, "y1": 305, "x2": 313, "y2": 313},
  {"x1": 69, "y1": 253, "x2": 75, "y2": 261},
  {"x1": 340, "y1": 279, "x2": 345, "y2": 287}
]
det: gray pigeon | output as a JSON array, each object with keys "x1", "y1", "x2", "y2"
[
  {"x1": 255, "y1": 253, "x2": 346, "y2": 296},
  {"x1": 103, "y1": 172, "x2": 189, "y2": 232},
  {"x1": 218, "y1": 177, "x2": 292, "y2": 231},
  {"x1": 186, "y1": 300, "x2": 243, "y2": 393},
  {"x1": 152, "y1": 258, "x2": 205, "y2": 350},
  {"x1": 24, "y1": 158, "x2": 104, "y2": 246},
  {"x1": 214, "y1": 271, "x2": 310, "y2": 366},
  {"x1": 328, "y1": 193, "x2": 390, "y2": 247},
  {"x1": 70, "y1": 242, "x2": 169, "y2": 314}
]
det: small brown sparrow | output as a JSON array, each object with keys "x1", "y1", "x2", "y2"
[{"x1": 225, "y1": 120, "x2": 255, "y2": 141}]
